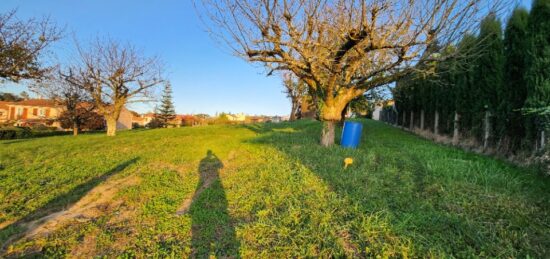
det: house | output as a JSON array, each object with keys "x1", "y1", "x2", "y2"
[
  {"x1": 0, "y1": 101, "x2": 10, "y2": 122},
  {"x1": 1, "y1": 99, "x2": 64, "y2": 128},
  {"x1": 0, "y1": 98, "x2": 134, "y2": 130},
  {"x1": 372, "y1": 100, "x2": 395, "y2": 121},
  {"x1": 225, "y1": 113, "x2": 246, "y2": 122}
]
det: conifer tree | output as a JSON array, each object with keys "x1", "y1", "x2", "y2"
[
  {"x1": 502, "y1": 7, "x2": 529, "y2": 150},
  {"x1": 473, "y1": 14, "x2": 504, "y2": 143},
  {"x1": 525, "y1": 0, "x2": 550, "y2": 146},
  {"x1": 158, "y1": 81, "x2": 176, "y2": 127}
]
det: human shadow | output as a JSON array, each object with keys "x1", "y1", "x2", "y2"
[
  {"x1": 0, "y1": 157, "x2": 139, "y2": 254},
  {"x1": 189, "y1": 150, "x2": 240, "y2": 258}
]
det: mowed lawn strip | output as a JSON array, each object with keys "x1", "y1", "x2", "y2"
[{"x1": 0, "y1": 120, "x2": 548, "y2": 257}]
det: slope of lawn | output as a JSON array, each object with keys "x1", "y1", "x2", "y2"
[{"x1": 0, "y1": 120, "x2": 548, "y2": 257}]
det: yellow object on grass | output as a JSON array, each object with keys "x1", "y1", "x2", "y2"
[{"x1": 344, "y1": 157, "x2": 353, "y2": 169}]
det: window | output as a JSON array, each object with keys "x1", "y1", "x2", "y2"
[
  {"x1": 33, "y1": 108, "x2": 38, "y2": 116},
  {"x1": 39, "y1": 109, "x2": 45, "y2": 117},
  {"x1": 16, "y1": 107, "x2": 23, "y2": 116}
]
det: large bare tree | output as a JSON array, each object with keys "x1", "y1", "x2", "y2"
[
  {"x1": 65, "y1": 39, "x2": 164, "y2": 136},
  {"x1": 197, "y1": 0, "x2": 509, "y2": 146},
  {"x1": 0, "y1": 10, "x2": 62, "y2": 84}
]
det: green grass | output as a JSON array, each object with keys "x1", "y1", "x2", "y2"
[{"x1": 0, "y1": 120, "x2": 548, "y2": 257}]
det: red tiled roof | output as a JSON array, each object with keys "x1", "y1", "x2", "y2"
[
  {"x1": 0, "y1": 101, "x2": 10, "y2": 110},
  {"x1": 7, "y1": 99, "x2": 61, "y2": 107}
]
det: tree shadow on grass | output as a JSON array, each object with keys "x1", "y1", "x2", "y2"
[
  {"x1": 187, "y1": 150, "x2": 240, "y2": 258},
  {"x1": 0, "y1": 157, "x2": 140, "y2": 253},
  {"x1": 242, "y1": 120, "x2": 550, "y2": 257}
]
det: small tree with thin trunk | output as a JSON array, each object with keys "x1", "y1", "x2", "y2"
[
  {"x1": 32, "y1": 70, "x2": 95, "y2": 136},
  {"x1": 282, "y1": 72, "x2": 307, "y2": 121},
  {"x1": 157, "y1": 81, "x2": 176, "y2": 127},
  {"x1": 0, "y1": 10, "x2": 62, "y2": 84},
  {"x1": 65, "y1": 39, "x2": 164, "y2": 136},
  {"x1": 197, "y1": 0, "x2": 510, "y2": 146}
]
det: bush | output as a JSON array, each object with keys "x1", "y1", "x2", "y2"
[{"x1": 0, "y1": 127, "x2": 31, "y2": 140}]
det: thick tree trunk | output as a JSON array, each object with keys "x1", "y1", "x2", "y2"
[
  {"x1": 320, "y1": 121, "x2": 336, "y2": 147},
  {"x1": 106, "y1": 117, "x2": 117, "y2": 136},
  {"x1": 402, "y1": 112, "x2": 406, "y2": 129},
  {"x1": 452, "y1": 112, "x2": 460, "y2": 145},
  {"x1": 289, "y1": 101, "x2": 298, "y2": 121},
  {"x1": 434, "y1": 110, "x2": 439, "y2": 135},
  {"x1": 420, "y1": 109, "x2": 425, "y2": 130}
]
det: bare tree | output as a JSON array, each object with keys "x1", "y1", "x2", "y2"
[
  {"x1": 0, "y1": 10, "x2": 62, "y2": 84},
  {"x1": 32, "y1": 69, "x2": 95, "y2": 136},
  {"x1": 282, "y1": 72, "x2": 307, "y2": 120},
  {"x1": 65, "y1": 39, "x2": 164, "y2": 136},
  {"x1": 197, "y1": 0, "x2": 510, "y2": 146}
]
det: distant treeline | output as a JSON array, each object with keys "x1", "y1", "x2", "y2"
[{"x1": 389, "y1": 2, "x2": 549, "y2": 155}]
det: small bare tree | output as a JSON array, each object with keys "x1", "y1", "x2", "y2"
[
  {"x1": 32, "y1": 70, "x2": 95, "y2": 136},
  {"x1": 197, "y1": 0, "x2": 509, "y2": 146},
  {"x1": 282, "y1": 72, "x2": 307, "y2": 121},
  {"x1": 65, "y1": 39, "x2": 164, "y2": 136},
  {"x1": 0, "y1": 10, "x2": 62, "y2": 84}
]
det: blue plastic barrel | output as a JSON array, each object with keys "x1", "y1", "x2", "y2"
[{"x1": 341, "y1": 121, "x2": 363, "y2": 148}]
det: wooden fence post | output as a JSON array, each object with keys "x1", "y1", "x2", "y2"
[
  {"x1": 452, "y1": 112, "x2": 460, "y2": 145},
  {"x1": 434, "y1": 110, "x2": 439, "y2": 135},
  {"x1": 420, "y1": 110, "x2": 425, "y2": 130},
  {"x1": 483, "y1": 111, "x2": 491, "y2": 150},
  {"x1": 541, "y1": 130, "x2": 546, "y2": 150}
]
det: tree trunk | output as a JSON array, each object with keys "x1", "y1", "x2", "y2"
[
  {"x1": 452, "y1": 112, "x2": 460, "y2": 145},
  {"x1": 289, "y1": 100, "x2": 298, "y2": 121},
  {"x1": 420, "y1": 109, "x2": 425, "y2": 130},
  {"x1": 106, "y1": 116, "x2": 117, "y2": 136},
  {"x1": 483, "y1": 111, "x2": 491, "y2": 150},
  {"x1": 321, "y1": 121, "x2": 336, "y2": 147},
  {"x1": 434, "y1": 110, "x2": 439, "y2": 135},
  {"x1": 72, "y1": 121, "x2": 79, "y2": 136}
]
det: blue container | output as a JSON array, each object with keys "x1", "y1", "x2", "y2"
[{"x1": 341, "y1": 121, "x2": 363, "y2": 148}]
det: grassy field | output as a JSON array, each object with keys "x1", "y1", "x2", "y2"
[{"x1": 0, "y1": 120, "x2": 549, "y2": 257}]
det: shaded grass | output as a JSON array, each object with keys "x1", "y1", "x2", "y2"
[{"x1": 0, "y1": 120, "x2": 548, "y2": 257}]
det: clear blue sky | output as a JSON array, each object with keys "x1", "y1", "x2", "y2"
[
  {"x1": 0, "y1": 0, "x2": 289, "y2": 116},
  {"x1": 0, "y1": 0, "x2": 533, "y2": 116}
]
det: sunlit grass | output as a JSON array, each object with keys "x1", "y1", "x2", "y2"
[{"x1": 0, "y1": 120, "x2": 548, "y2": 257}]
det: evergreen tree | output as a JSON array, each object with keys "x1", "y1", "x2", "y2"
[
  {"x1": 158, "y1": 82, "x2": 176, "y2": 127},
  {"x1": 502, "y1": 7, "x2": 529, "y2": 150},
  {"x1": 455, "y1": 34, "x2": 478, "y2": 135},
  {"x1": 473, "y1": 14, "x2": 504, "y2": 143},
  {"x1": 525, "y1": 0, "x2": 550, "y2": 145}
]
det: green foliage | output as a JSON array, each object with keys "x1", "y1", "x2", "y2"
[
  {"x1": 157, "y1": 82, "x2": 176, "y2": 126},
  {"x1": 503, "y1": 7, "x2": 530, "y2": 148},
  {"x1": 525, "y1": 0, "x2": 550, "y2": 142},
  {"x1": 0, "y1": 121, "x2": 548, "y2": 257}
]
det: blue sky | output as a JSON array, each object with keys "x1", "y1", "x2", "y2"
[
  {"x1": 0, "y1": 0, "x2": 289, "y2": 116},
  {"x1": 0, "y1": 0, "x2": 533, "y2": 116}
]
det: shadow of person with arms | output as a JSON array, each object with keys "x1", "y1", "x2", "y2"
[{"x1": 187, "y1": 150, "x2": 240, "y2": 258}]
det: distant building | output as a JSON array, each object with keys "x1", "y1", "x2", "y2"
[
  {"x1": 0, "y1": 98, "x2": 134, "y2": 130},
  {"x1": 372, "y1": 100, "x2": 395, "y2": 121},
  {"x1": 226, "y1": 113, "x2": 246, "y2": 122}
]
